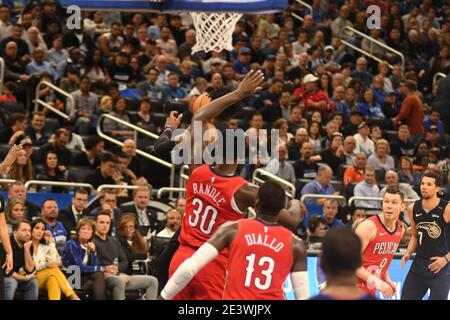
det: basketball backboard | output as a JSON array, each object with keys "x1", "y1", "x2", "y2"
[{"x1": 60, "y1": 0, "x2": 287, "y2": 13}]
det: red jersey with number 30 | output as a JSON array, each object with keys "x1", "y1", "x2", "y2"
[
  {"x1": 358, "y1": 215, "x2": 403, "y2": 296},
  {"x1": 222, "y1": 218, "x2": 294, "y2": 300},
  {"x1": 179, "y1": 164, "x2": 248, "y2": 250}
]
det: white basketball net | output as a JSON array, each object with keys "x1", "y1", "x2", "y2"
[{"x1": 190, "y1": 12, "x2": 243, "y2": 53}]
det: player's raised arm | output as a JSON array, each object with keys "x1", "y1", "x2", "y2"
[
  {"x1": 159, "y1": 221, "x2": 238, "y2": 300},
  {"x1": 355, "y1": 220, "x2": 394, "y2": 298},
  {"x1": 189, "y1": 70, "x2": 264, "y2": 173},
  {"x1": 192, "y1": 70, "x2": 264, "y2": 124},
  {"x1": 402, "y1": 203, "x2": 417, "y2": 268},
  {"x1": 278, "y1": 199, "x2": 303, "y2": 230},
  {"x1": 290, "y1": 236, "x2": 309, "y2": 300}
]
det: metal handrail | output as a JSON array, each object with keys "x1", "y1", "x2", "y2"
[
  {"x1": 99, "y1": 113, "x2": 159, "y2": 140},
  {"x1": 343, "y1": 26, "x2": 405, "y2": 70},
  {"x1": 0, "y1": 179, "x2": 18, "y2": 185},
  {"x1": 96, "y1": 113, "x2": 176, "y2": 190},
  {"x1": 97, "y1": 184, "x2": 140, "y2": 192},
  {"x1": 300, "y1": 194, "x2": 346, "y2": 205},
  {"x1": 157, "y1": 187, "x2": 186, "y2": 199},
  {"x1": 340, "y1": 39, "x2": 392, "y2": 68},
  {"x1": 34, "y1": 81, "x2": 73, "y2": 120},
  {"x1": 433, "y1": 72, "x2": 447, "y2": 86},
  {"x1": 291, "y1": 0, "x2": 313, "y2": 22},
  {"x1": 179, "y1": 165, "x2": 190, "y2": 189},
  {"x1": 252, "y1": 169, "x2": 296, "y2": 200},
  {"x1": 24, "y1": 180, "x2": 94, "y2": 191},
  {"x1": 348, "y1": 196, "x2": 419, "y2": 207},
  {"x1": 0, "y1": 57, "x2": 4, "y2": 95}
]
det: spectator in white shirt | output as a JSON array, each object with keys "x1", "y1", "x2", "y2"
[
  {"x1": 353, "y1": 165, "x2": 381, "y2": 212},
  {"x1": 354, "y1": 121, "x2": 375, "y2": 156},
  {"x1": 156, "y1": 209, "x2": 182, "y2": 238}
]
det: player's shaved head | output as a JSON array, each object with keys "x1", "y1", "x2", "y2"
[
  {"x1": 257, "y1": 181, "x2": 286, "y2": 217},
  {"x1": 320, "y1": 228, "x2": 362, "y2": 276}
]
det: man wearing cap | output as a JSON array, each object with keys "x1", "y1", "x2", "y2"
[
  {"x1": 233, "y1": 47, "x2": 251, "y2": 80},
  {"x1": 420, "y1": 125, "x2": 443, "y2": 157},
  {"x1": 294, "y1": 73, "x2": 331, "y2": 117},
  {"x1": 353, "y1": 121, "x2": 375, "y2": 157},
  {"x1": 202, "y1": 53, "x2": 226, "y2": 75},
  {"x1": 204, "y1": 58, "x2": 224, "y2": 82},
  {"x1": 323, "y1": 45, "x2": 340, "y2": 73},
  {"x1": 393, "y1": 79, "x2": 424, "y2": 144},
  {"x1": 342, "y1": 110, "x2": 364, "y2": 137},
  {"x1": 106, "y1": 51, "x2": 135, "y2": 87}
]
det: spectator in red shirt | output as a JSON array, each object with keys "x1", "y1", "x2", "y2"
[
  {"x1": 0, "y1": 82, "x2": 17, "y2": 103},
  {"x1": 294, "y1": 73, "x2": 332, "y2": 118},
  {"x1": 393, "y1": 80, "x2": 424, "y2": 144}
]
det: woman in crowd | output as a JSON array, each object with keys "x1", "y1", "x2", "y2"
[
  {"x1": 308, "y1": 120, "x2": 323, "y2": 155},
  {"x1": 1, "y1": 149, "x2": 33, "y2": 182},
  {"x1": 62, "y1": 218, "x2": 106, "y2": 300},
  {"x1": 273, "y1": 118, "x2": 293, "y2": 145},
  {"x1": 36, "y1": 151, "x2": 69, "y2": 193},
  {"x1": 102, "y1": 96, "x2": 134, "y2": 140},
  {"x1": 116, "y1": 214, "x2": 150, "y2": 275},
  {"x1": 397, "y1": 156, "x2": 421, "y2": 186},
  {"x1": 5, "y1": 200, "x2": 25, "y2": 235},
  {"x1": 367, "y1": 139, "x2": 395, "y2": 171},
  {"x1": 84, "y1": 49, "x2": 107, "y2": 84},
  {"x1": 357, "y1": 89, "x2": 385, "y2": 119},
  {"x1": 30, "y1": 219, "x2": 80, "y2": 300},
  {"x1": 312, "y1": 132, "x2": 346, "y2": 174}
]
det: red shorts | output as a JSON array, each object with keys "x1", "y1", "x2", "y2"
[{"x1": 168, "y1": 245, "x2": 227, "y2": 300}]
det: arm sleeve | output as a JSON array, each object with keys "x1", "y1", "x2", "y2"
[
  {"x1": 161, "y1": 243, "x2": 219, "y2": 300},
  {"x1": 291, "y1": 271, "x2": 310, "y2": 300}
]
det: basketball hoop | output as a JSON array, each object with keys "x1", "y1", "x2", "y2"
[{"x1": 189, "y1": 11, "x2": 243, "y2": 53}]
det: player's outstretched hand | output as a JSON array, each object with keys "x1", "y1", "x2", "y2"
[
  {"x1": 428, "y1": 256, "x2": 448, "y2": 274},
  {"x1": 237, "y1": 70, "x2": 265, "y2": 98},
  {"x1": 401, "y1": 253, "x2": 411, "y2": 269},
  {"x1": 165, "y1": 111, "x2": 183, "y2": 131},
  {"x1": 378, "y1": 281, "x2": 394, "y2": 299}
]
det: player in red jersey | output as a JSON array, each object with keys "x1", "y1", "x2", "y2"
[
  {"x1": 355, "y1": 187, "x2": 405, "y2": 298},
  {"x1": 168, "y1": 70, "x2": 301, "y2": 300},
  {"x1": 161, "y1": 181, "x2": 309, "y2": 300}
]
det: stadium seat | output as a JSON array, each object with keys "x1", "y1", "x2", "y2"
[
  {"x1": 68, "y1": 167, "x2": 95, "y2": 183},
  {"x1": 383, "y1": 130, "x2": 397, "y2": 142},
  {"x1": 375, "y1": 167, "x2": 386, "y2": 184},
  {"x1": 150, "y1": 112, "x2": 169, "y2": 130},
  {"x1": 45, "y1": 117, "x2": 60, "y2": 133}
]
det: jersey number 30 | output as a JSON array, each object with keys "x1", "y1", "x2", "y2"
[
  {"x1": 188, "y1": 197, "x2": 218, "y2": 234},
  {"x1": 245, "y1": 254, "x2": 275, "y2": 290}
]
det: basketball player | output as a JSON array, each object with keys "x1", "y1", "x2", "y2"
[
  {"x1": 310, "y1": 228, "x2": 377, "y2": 300},
  {"x1": 161, "y1": 181, "x2": 309, "y2": 300},
  {"x1": 168, "y1": 70, "x2": 301, "y2": 299},
  {"x1": 355, "y1": 187, "x2": 405, "y2": 298},
  {"x1": 401, "y1": 172, "x2": 450, "y2": 300}
]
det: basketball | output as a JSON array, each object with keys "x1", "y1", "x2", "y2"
[{"x1": 191, "y1": 93, "x2": 211, "y2": 113}]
